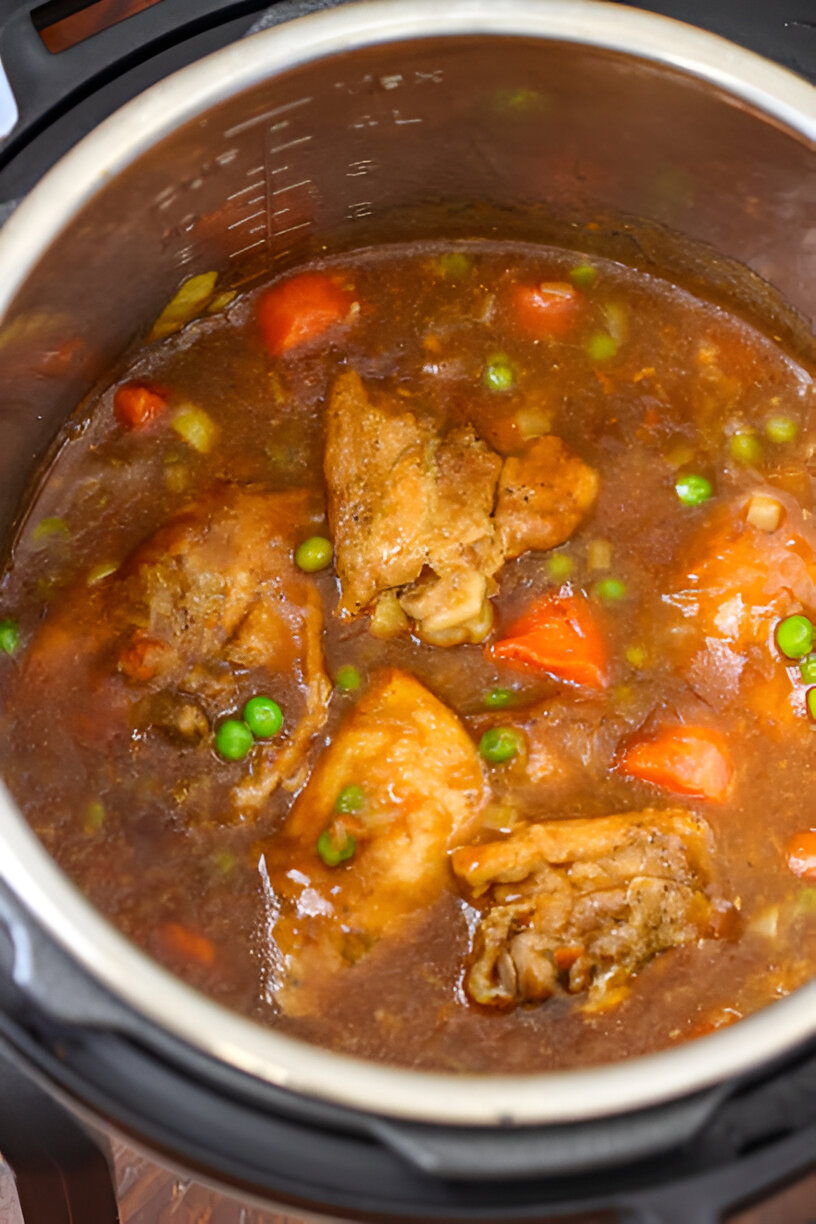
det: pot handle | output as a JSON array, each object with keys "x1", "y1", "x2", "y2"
[
  {"x1": 0, "y1": 1034, "x2": 119, "y2": 1223},
  {"x1": 0, "y1": 0, "x2": 259, "y2": 163},
  {"x1": 369, "y1": 1086, "x2": 728, "y2": 1181}
]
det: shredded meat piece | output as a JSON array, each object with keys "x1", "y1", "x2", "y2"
[
  {"x1": 325, "y1": 370, "x2": 597, "y2": 644},
  {"x1": 495, "y1": 435, "x2": 599, "y2": 560},
  {"x1": 256, "y1": 669, "x2": 487, "y2": 1014},
  {"x1": 451, "y1": 809, "x2": 723, "y2": 1010}
]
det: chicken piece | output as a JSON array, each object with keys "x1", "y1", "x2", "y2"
[
  {"x1": 665, "y1": 498, "x2": 816, "y2": 728},
  {"x1": 24, "y1": 485, "x2": 331, "y2": 812},
  {"x1": 495, "y1": 436, "x2": 598, "y2": 560},
  {"x1": 451, "y1": 809, "x2": 721, "y2": 1010},
  {"x1": 325, "y1": 370, "x2": 502, "y2": 642},
  {"x1": 325, "y1": 371, "x2": 598, "y2": 644},
  {"x1": 256, "y1": 669, "x2": 487, "y2": 1014}
]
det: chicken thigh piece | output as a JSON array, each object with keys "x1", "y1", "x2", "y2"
[
  {"x1": 324, "y1": 370, "x2": 598, "y2": 645},
  {"x1": 256, "y1": 669, "x2": 487, "y2": 1014},
  {"x1": 452, "y1": 808, "x2": 723, "y2": 1010},
  {"x1": 23, "y1": 485, "x2": 331, "y2": 813},
  {"x1": 325, "y1": 369, "x2": 503, "y2": 643}
]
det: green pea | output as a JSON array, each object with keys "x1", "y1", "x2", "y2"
[
  {"x1": 776, "y1": 614, "x2": 814, "y2": 659},
  {"x1": 484, "y1": 687, "x2": 515, "y2": 709},
  {"x1": 569, "y1": 263, "x2": 597, "y2": 289},
  {"x1": 483, "y1": 353, "x2": 515, "y2": 392},
  {"x1": 807, "y1": 688, "x2": 816, "y2": 722},
  {"x1": 546, "y1": 552, "x2": 574, "y2": 580},
  {"x1": 215, "y1": 719, "x2": 253, "y2": 761},
  {"x1": 335, "y1": 664, "x2": 362, "y2": 692},
  {"x1": 765, "y1": 415, "x2": 798, "y2": 444},
  {"x1": 294, "y1": 535, "x2": 333, "y2": 572},
  {"x1": 479, "y1": 725, "x2": 526, "y2": 765},
  {"x1": 675, "y1": 473, "x2": 712, "y2": 507},
  {"x1": 438, "y1": 252, "x2": 471, "y2": 279},
  {"x1": 626, "y1": 645, "x2": 648, "y2": 668},
  {"x1": 800, "y1": 656, "x2": 816, "y2": 684},
  {"x1": 585, "y1": 332, "x2": 618, "y2": 362},
  {"x1": 0, "y1": 617, "x2": 19, "y2": 655},
  {"x1": 593, "y1": 577, "x2": 627, "y2": 602},
  {"x1": 243, "y1": 696, "x2": 283, "y2": 739},
  {"x1": 729, "y1": 431, "x2": 763, "y2": 466},
  {"x1": 317, "y1": 824, "x2": 356, "y2": 867},
  {"x1": 335, "y1": 784, "x2": 365, "y2": 814}
]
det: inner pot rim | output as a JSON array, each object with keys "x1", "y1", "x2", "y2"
[{"x1": 0, "y1": 0, "x2": 813, "y2": 1127}]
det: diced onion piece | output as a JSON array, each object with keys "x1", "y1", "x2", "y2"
[
  {"x1": 515, "y1": 406, "x2": 552, "y2": 439},
  {"x1": 369, "y1": 591, "x2": 409, "y2": 639},
  {"x1": 746, "y1": 493, "x2": 782, "y2": 533},
  {"x1": 481, "y1": 802, "x2": 519, "y2": 832},
  {"x1": 206, "y1": 290, "x2": 237, "y2": 315},
  {"x1": 749, "y1": 905, "x2": 779, "y2": 940},
  {"x1": 602, "y1": 301, "x2": 628, "y2": 343},
  {"x1": 149, "y1": 272, "x2": 218, "y2": 341},
  {"x1": 171, "y1": 404, "x2": 219, "y2": 453},
  {"x1": 587, "y1": 538, "x2": 611, "y2": 571}
]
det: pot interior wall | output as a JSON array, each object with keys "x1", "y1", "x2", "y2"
[{"x1": 0, "y1": 33, "x2": 812, "y2": 555}]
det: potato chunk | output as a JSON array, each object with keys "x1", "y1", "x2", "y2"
[
  {"x1": 452, "y1": 808, "x2": 721, "y2": 1010},
  {"x1": 257, "y1": 669, "x2": 486, "y2": 1013}
]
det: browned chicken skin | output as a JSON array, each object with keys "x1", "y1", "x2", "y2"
[
  {"x1": 325, "y1": 370, "x2": 597, "y2": 644},
  {"x1": 452, "y1": 809, "x2": 723, "y2": 1010}
]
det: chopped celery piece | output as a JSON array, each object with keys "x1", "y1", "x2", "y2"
[
  {"x1": 149, "y1": 271, "x2": 218, "y2": 341},
  {"x1": 171, "y1": 404, "x2": 218, "y2": 453}
]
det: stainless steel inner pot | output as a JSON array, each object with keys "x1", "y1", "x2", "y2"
[{"x1": 0, "y1": 0, "x2": 813, "y2": 1128}]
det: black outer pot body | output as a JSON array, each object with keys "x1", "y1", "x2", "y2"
[{"x1": 0, "y1": 2, "x2": 813, "y2": 1221}]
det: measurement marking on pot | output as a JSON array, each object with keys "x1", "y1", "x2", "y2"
[
  {"x1": 347, "y1": 201, "x2": 373, "y2": 220},
  {"x1": 227, "y1": 209, "x2": 266, "y2": 230},
  {"x1": 224, "y1": 97, "x2": 313, "y2": 138},
  {"x1": 227, "y1": 181, "x2": 265, "y2": 200},
  {"x1": 275, "y1": 221, "x2": 311, "y2": 236},
  {"x1": 347, "y1": 159, "x2": 376, "y2": 177},
  {"x1": 272, "y1": 179, "x2": 312, "y2": 195},
  {"x1": 269, "y1": 135, "x2": 312, "y2": 155},
  {"x1": 229, "y1": 239, "x2": 266, "y2": 259}
]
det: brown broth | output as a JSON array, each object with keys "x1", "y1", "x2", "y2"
[{"x1": 1, "y1": 240, "x2": 815, "y2": 1072}]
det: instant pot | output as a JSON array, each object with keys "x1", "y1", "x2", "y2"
[{"x1": 0, "y1": 1, "x2": 813, "y2": 1220}]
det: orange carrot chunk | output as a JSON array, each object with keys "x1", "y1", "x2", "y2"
[
  {"x1": 786, "y1": 830, "x2": 816, "y2": 880},
  {"x1": 488, "y1": 593, "x2": 608, "y2": 689},
  {"x1": 258, "y1": 272, "x2": 354, "y2": 357},
  {"x1": 619, "y1": 726, "x2": 734, "y2": 803},
  {"x1": 113, "y1": 383, "x2": 167, "y2": 430},
  {"x1": 159, "y1": 921, "x2": 217, "y2": 968},
  {"x1": 512, "y1": 281, "x2": 581, "y2": 339}
]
